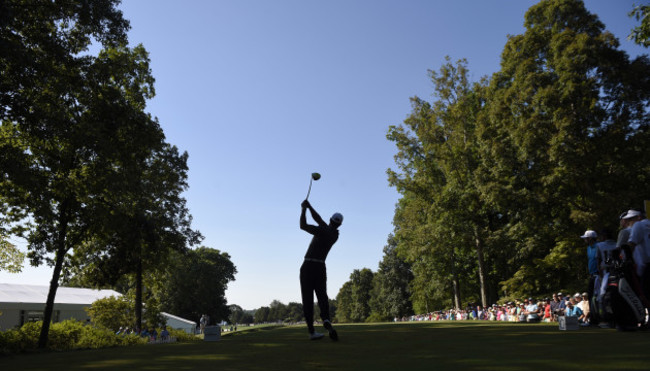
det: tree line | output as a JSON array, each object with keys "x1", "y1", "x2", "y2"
[
  {"x1": 337, "y1": 0, "x2": 650, "y2": 320},
  {"x1": 0, "y1": 0, "x2": 235, "y2": 346}
]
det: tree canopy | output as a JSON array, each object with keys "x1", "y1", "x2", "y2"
[{"x1": 378, "y1": 0, "x2": 650, "y2": 316}]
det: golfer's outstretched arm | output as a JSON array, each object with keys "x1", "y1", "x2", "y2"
[
  {"x1": 300, "y1": 202, "x2": 309, "y2": 230},
  {"x1": 307, "y1": 203, "x2": 327, "y2": 227}
]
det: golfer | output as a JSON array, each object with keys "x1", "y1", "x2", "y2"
[{"x1": 300, "y1": 199, "x2": 342, "y2": 341}]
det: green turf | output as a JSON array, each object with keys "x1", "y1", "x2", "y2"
[{"x1": 2, "y1": 322, "x2": 650, "y2": 370}]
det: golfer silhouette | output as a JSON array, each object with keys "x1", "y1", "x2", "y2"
[{"x1": 300, "y1": 199, "x2": 342, "y2": 340}]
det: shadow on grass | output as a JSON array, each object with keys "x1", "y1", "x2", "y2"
[{"x1": 3, "y1": 322, "x2": 650, "y2": 370}]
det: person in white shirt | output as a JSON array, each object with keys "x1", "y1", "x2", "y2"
[{"x1": 628, "y1": 210, "x2": 650, "y2": 301}]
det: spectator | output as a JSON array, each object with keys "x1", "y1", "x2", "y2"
[
  {"x1": 518, "y1": 302, "x2": 526, "y2": 322},
  {"x1": 550, "y1": 293, "x2": 561, "y2": 321},
  {"x1": 200, "y1": 314, "x2": 206, "y2": 334},
  {"x1": 627, "y1": 210, "x2": 650, "y2": 299},
  {"x1": 566, "y1": 298, "x2": 585, "y2": 322},
  {"x1": 542, "y1": 298, "x2": 552, "y2": 322},
  {"x1": 524, "y1": 298, "x2": 540, "y2": 323},
  {"x1": 597, "y1": 228, "x2": 618, "y2": 274},
  {"x1": 580, "y1": 292, "x2": 591, "y2": 326},
  {"x1": 160, "y1": 327, "x2": 170, "y2": 341},
  {"x1": 581, "y1": 230, "x2": 599, "y2": 323},
  {"x1": 556, "y1": 292, "x2": 567, "y2": 317}
]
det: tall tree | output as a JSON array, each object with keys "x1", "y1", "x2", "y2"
[
  {"x1": 157, "y1": 247, "x2": 236, "y2": 324},
  {"x1": 0, "y1": 0, "x2": 171, "y2": 348},
  {"x1": 254, "y1": 306, "x2": 270, "y2": 323},
  {"x1": 369, "y1": 235, "x2": 413, "y2": 320},
  {"x1": 335, "y1": 268, "x2": 374, "y2": 322},
  {"x1": 387, "y1": 58, "x2": 492, "y2": 308},
  {"x1": 479, "y1": 0, "x2": 650, "y2": 297}
]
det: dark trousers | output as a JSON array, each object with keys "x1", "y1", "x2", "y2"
[
  {"x1": 300, "y1": 261, "x2": 330, "y2": 333},
  {"x1": 588, "y1": 274, "x2": 599, "y2": 324}
]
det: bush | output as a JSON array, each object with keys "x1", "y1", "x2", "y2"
[
  {"x1": 0, "y1": 320, "x2": 148, "y2": 354},
  {"x1": 168, "y1": 328, "x2": 200, "y2": 342}
]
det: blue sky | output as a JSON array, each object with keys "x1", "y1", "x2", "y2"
[{"x1": 1, "y1": 0, "x2": 647, "y2": 310}]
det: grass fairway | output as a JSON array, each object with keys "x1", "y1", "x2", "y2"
[{"x1": 3, "y1": 322, "x2": 650, "y2": 370}]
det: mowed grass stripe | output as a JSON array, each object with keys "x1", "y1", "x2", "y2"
[{"x1": 2, "y1": 322, "x2": 650, "y2": 370}]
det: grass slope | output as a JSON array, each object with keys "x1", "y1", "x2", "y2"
[{"x1": 2, "y1": 322, "x2": 650, "y2": 370}]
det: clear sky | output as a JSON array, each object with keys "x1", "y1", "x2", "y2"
[{"x1": 1, "y1": 0, "x2": 647, "y2": 310}]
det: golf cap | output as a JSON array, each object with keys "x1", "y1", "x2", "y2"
[
  {"x1": 331, "y1": 213, "x2": 343, "y2": 224},
  {"x1": 580, "y1": 230, "x2": 597, "y2": 239},
  {"x1": 574, "y1": 293, "x2": 582, "y2": 298},
  {"x1": 622, "y1": 210, "x2": 642, "y2": 219}
]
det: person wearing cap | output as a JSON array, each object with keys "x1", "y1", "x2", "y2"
[
  {"x1": 627, "y1": 209, "x2": 650, "y2": 300},
  {"x1": 523, "y1": 297, "x2": 540, "y2": 323},
  {"x1": 556, "y1": 292, "x2": 567, "y2": 318},
  {"x1": 581, "y1": 230, "x2": 599, "y2": 324},
  {"x1": 300, "y1": 200, "x2": 342, "y2": 341}
]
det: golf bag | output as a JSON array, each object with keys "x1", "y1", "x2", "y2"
[{"x1": 600, "y1": 246, "x2": 647, "y2": 330}]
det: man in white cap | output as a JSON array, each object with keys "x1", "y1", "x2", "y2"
[
  {"x1": 299, "y1": 200, "x2": 342, "y2": 341},
  {"x1": 581, "y1": 229, "x2": 599, "y2": 324},
  {"x1": 627, "y1": 209, "x2": 650, "y2": 300}
]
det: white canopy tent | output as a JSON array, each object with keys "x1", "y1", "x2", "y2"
[{"x1": 0, "y1": 283, "x2": 121, "y2": 330}]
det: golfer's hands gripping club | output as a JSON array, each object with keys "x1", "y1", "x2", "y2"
[{"x1": 302, "y1": 200, "x2": 311, "y2": 209}]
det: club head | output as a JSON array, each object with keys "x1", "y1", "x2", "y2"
[{"x1": 311, "y1": 172, "x2": 321, "y2": 181}]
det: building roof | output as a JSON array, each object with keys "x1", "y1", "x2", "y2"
[
  {"x1": 0, "y1": 283, "x2": 121, "y2": 305},
  {"x1": 161, "y1": 312, "x2": 197, "y2": 326}
]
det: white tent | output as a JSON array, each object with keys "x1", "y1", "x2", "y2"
[
  {"x1": 0, "y1": 283, "x2": 122, "y2": 330},
  {"x1": 161, "y1": 312, "x2": 197, "y2": 334}
]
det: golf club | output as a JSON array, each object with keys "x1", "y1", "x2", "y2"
[{"x1": 305, "y1": 172, "x2": 321, "y2": 200}]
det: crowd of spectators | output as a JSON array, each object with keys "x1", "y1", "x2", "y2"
[
  {"x1": 396, "y1": 206, "x2": 650, "y2": 330},
  {"x1": 115, "y1": 326, "x2": 172, "y2": 342},
  {"x1": 395, "y1": 292, "x2": 589, "y2": 324}
]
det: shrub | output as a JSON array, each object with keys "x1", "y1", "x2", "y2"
[
  {"x1": 0, "y1": 320, "x2": 148, "y2": 354},
  {"x1": 48, "y1": 320, "x2": 86, "y2": 351},
  {"x1": 168, "y1": 328, "x2": 200, "y2": 342},
  {"x1": 85, "y1": 296, "x2": 133, "y2": 332}
]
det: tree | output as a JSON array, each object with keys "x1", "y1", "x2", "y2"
[
  {"x1": 0, "y1": 234, "x2": 24, "y2": 273},
  {"x1": 369, "y1": 236, "x2": 413, "y2": 321},
  {"x1": 153, "y1": 247, "x2": 236, "y2": 325},
  {"x1": 228, "y1": 305, "x2": 253, "y2": 325},
  {"x1": 335, "y1": 268, "x2": 374, "y2": 322},
  {"x1": 479, "y1": 0, "x2": 650, "y2": 297},
  {"x1": 75, "y1": 142, "x2": 203, "y2": 331},
  {"x1": 254, "y1": 306, "x2": 270, "y2": 324},
  {"x1": 629, "y1": 4, "x2": 650, "y2": 47},
  {"x1": 387, "y1": 57, "x2": 493, "y2": 309},
  {"x1": 85, "y1": 295, "x2": 133, "y2": 332},
  {"x1": 0, "y1": 0, "x2": 168, "y2": 348}
]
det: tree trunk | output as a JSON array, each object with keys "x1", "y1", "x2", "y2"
[
  {"x1": 38, "y1": 207, "x2": 69, "y2": 349},
  {"x1": 450, "y1": 248, "x2": 461, "y2": 310},
  {"x1": 135, "y1": 257, "x2": 143, "y2": 331},
  {"x1": 475, "y1": 227, "x2": 488, "y2": 308}
]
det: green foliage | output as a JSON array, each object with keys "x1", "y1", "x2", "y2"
[
  {"x1": 382, "y1": 0, "x2": 650, "y2": 312},
  {"x1": 629, "y1": 4, "x2": 650, "y2": 47},
  {"x1": 254, "y1": 306, "x2": 270, "y2": 323},
  {"x1": 167, "y1": 328, "x2": 200, "y2": 342},
  {"x1": 85, "y1": 295, "x2": 133, "y2": 332},
  {"x1": 335, "y1": 268, "x2": 374, "y2": 322},
  {"x1": 155, "y1": 247, "x2": 236, "y2": 324},
  {"x1": 228, "y1": 304, "x2": 254, "y2": 325},
  {"x1": 0, "y1": 233, "x2": 24, "y2": 273},
  {"x1": 0, "y1": 320, "x2": 148, "y2": 354},
  {"x1": 369, "y1": 236, "x2": 414, "y2": 320}
]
